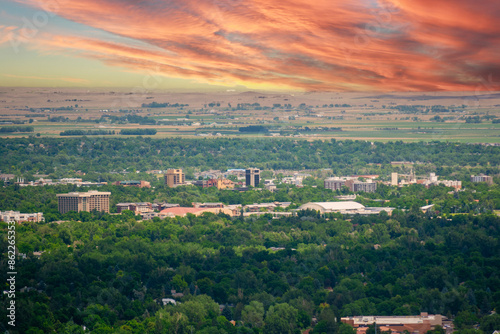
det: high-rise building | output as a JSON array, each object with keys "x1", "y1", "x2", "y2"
[
  {"x1": 165, "y1": 169, "x2": 185, "y2": 187},
  {"x1": 391, "y1": 172, "x2": 398, "y2": 186},
  {"x1": 57, "y1": 190, "x2": 110, "y2": 214},
  {"x1": 246, "y1": 168, "x2": 260, "y2": 187}
]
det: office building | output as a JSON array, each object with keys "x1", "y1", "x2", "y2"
[
  {"x1": 192, "y1": 179, "x2": 217, "y2": 188},
  {"x1": 57, "y1": 190, "x2": 110, "y2": 214},
  {"x1": 165, "y1": 169, "x2": 185, "y2": 187},
  {"x1": 471, "y1": 174, "x2": 493, "y2": 185},
  {"x1": 217, "y1": 178, "x2": 235, "y2": 190},
  {"x1": 391, "y1": 172, "x2": 398, "y2": 186},
  {"x1": 116, "y1": 202, "x2": 152, "y2": 213},
  {"x1": 345, "y1": 179, "x2": 377, "y2": 193},
  {"x1": 0, "y1": 211, "x2": 44, "y2": 223},
  {"x1": 324, "y1": 177, "x2": 346, "y2": 191},
  {"x1": 245, "y1": 168, "x2": 260, "y2": 187}
]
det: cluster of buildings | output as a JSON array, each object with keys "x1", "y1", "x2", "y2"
[
  {"x1": 112, "y1": 201, "x2": 294, "y2": 219},
  {"x1": 6, "y1": 167, "x2": 494, "y2": 221},
  {"x1": 391, "y1": 172, "x2": 462, "y2": 189},
  {"x1": 0, "y1": 210, "x2": 44, "y2": 223},
  {"x1": 471, "y1": 174, "x2": 494, "y2": 185},
  {"x1": 14, "y1": 178, "x2": 107, "y2": 187},
  {"x1": 0, "y1": 174, "x2": 15, "y2": 182},
  {"x1": 192, "y1": 178, "x2": 236, "y2": 190},
  {"x1": 281, "y1": 173, "x2": 310, "y2": 187},
  {"x1": 165, "y1": 168, "x2": 261, "y2": 189},
  {"x1": 306, "y1": 170, "x2": 484, "y2": 192},
  {"x1": 341, "y1": 313, "x2": 448, "y2": 334},
  {"x1": 324, "y1": 176, "x2": 378, "y2": 193},
  {"x1": 2, "y1": 173, "x2": 152, "y2": 189}
]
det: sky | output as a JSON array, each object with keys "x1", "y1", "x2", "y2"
[{"x1": 0, "y1": 0, "x2": 499, "y2": 92}]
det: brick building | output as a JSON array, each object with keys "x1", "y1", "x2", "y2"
[
  {"x1": 57, "y1": 190, "x2": 110, "y2": 214},
  {"x1": 165, "y1": 169, "x2": 185, "y2": 187}
]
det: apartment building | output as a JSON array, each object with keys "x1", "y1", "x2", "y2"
[
  {"x1": 57, "y1": 190, "x2": 110, "y2": 214},
  {"x1": 165, "y1": 169, "x2": 185, "y2": 187},
  {"x1": 324, "y1": 177, "x2": 346, "y2": 191},
  {"x1": 346, "y1": 179, "x2": 377, "y2": 193},
  {"x1": 471, "y1": 174, "x2": 493, "y2": 185}
]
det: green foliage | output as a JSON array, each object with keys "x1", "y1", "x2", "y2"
[
  {"x1": 0, "y1": 125, "x2": 34, "y2": 132},
  {"x1": 119, "y1": 129, "x2": 157, "y2": 135},
  {"x1": 242, "y1": 301, "x2": 265, "y2": 328},
  {"x1": 239, "y1": 125, "x2": 269, "y2": 133},
  {"x1": 0, "y1": 137, "x2": 499, "y2": 177},
  {"x1": 1, "y1": 208, "x2": 499, "y2": 332},
  {"x1": 480, "y1": 314, "x2": 500, "y2": 333},
  {"x1": 263, "y1": 303, "x2": 298, "y2": 334},
  {"x1": 1, "y1": 137, "x2": 500, "y2": 333},
  {"x1": 60, "y1": 130, "x2": 115, "y2": 136}
]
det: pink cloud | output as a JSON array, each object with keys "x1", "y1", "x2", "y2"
[{"x1": 9, "y1": 0, "x2": 500, "y2": 91}]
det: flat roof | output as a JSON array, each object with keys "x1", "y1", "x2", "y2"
[
  {"x1": 57, "y1": 191, "x2": 111, "y2": 197},
  {"x1": 299, "y1": 201, "x2": 365, "y2": 211}
]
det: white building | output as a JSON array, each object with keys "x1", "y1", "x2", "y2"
[
  {"x1": 0, "y1": 211, "x2": 44, "y2": 223},
  {"x1": 298, "y1": 201, "x2": 365, "y2": 213},
  {"x1": 297, "y1": 202, "x2": 393, "y2": 215}
]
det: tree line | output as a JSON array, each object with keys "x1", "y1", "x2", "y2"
[
  {"x1": 1, "y1": 137, "x2": 499, "y2": 177},
  {"x1": 0, "y1": 126, "x2": 34, "y2": 133}
]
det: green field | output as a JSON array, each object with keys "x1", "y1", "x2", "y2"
[{"x1": 3, "y1": 119, "x2": 500, "y2": 143}]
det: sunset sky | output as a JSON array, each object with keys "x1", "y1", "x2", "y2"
[{"x1": 1, "y1": 0, "x2": 499, "y2": 91}]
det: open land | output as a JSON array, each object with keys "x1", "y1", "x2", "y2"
[{"x1": 1, "y1": 88, "x2": 500, "y2": 142}]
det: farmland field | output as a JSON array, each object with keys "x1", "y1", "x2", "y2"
[{"x1": 1, "y1": 88, "x2": 499, "y2": 142}]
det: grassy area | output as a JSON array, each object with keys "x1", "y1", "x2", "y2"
[{"x1": 2, "y1": 106, "x2": 500, "y2": 142}]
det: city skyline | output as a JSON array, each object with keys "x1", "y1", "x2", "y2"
[{"x1": 1, "y1": 0, "x2": 499, "y2": 92}]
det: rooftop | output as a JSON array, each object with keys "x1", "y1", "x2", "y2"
[
  {"x1": 160, "y1": 207, "x2": 207, "y2": 216},
  {"x1": 299, "y1": 201, "x2": 365, "y2": 211}
]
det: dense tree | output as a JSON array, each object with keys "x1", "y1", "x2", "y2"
[{"x1": 263, "y1": 303, "x2": 299, "y2": 334}]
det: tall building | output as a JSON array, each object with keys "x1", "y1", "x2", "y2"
[
  {"x1": 57, "y1": 190, "x2": 110, "y2": 214},
  {"x1": 245, "y1": 168, "x2": 260, "y2": 187},
  {"x1": 165, "y1": 169, "x2": 185, "y2": 187},
  {"x1": 391, "y1": 172, "x2": 398, "y2": 186}
]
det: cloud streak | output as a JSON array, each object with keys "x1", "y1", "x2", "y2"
[{"x1": 7, "y1": 0, "x2": 500, "y2": 91}]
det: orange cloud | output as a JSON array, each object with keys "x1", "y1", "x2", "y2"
[
  {"x1": 9, "y1": 0, "x2": 500, "y2": 91},
  {"x1": 0, "y1": 25, "x2": 18, "y2": 45}
]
